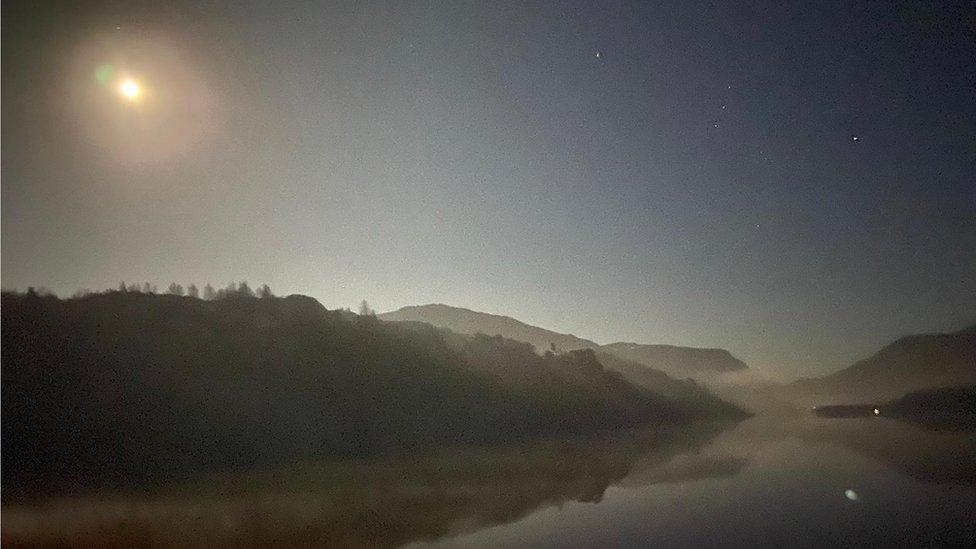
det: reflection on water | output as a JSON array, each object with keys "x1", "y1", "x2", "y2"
[
  {"x1": 4, "y1": 415, "x2": 976, "y2": 548},
  {"x1": 428, "y1": 414, "x2": 976, "y2": 548},
  {"x1": 797, "y1": 414, "x2": 976, "y2": 485},
  {"x1": 0, "y1": 423, "x2": 731, "y2": 548}
]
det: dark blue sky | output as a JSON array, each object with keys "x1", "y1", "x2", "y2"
[{"x1": 3, "y1": 1, "x2": 974, "y2": 379}]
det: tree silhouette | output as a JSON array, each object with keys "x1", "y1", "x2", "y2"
[
  {"x1": 237, "y1": 281, "x2": 254, "y2": 298},
  {"x1": 257, "y1": 284, "x2": 273, "y2": 299},
  {"x1": 359, "y1": 300, "x2": 375, "y2": 316},
  {"x1": 220, "y1": 282, "x2": 237, "y2": 299},
  {"x1": 187, "y1": 284, "x2": 199, "y2": 298},
  {"x1": 167, "y1": 283, "x2": 184, "y2": 296},
  {"x1": 203, "y1": 283, "x2": 216, "y2": 300}
]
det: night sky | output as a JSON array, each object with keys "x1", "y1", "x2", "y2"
[{"x1": 3, "y1": 1, "x2": 974, "y2": 380}]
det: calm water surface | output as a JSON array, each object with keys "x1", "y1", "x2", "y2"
[
  {"x1": 424, "y1": 414, "x2": 976, "y2": 548},
  {"x1": 4, "y1": 411, "x2": 975, "y2": 547}
]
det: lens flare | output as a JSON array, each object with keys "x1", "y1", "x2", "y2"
[{"x1": 95, "y1": 64, "x2": 116, "y2": 85}]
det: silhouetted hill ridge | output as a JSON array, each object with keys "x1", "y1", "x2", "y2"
[
  {"x1": 380, "y1": 304, "x2": 599, "y2": 352},
  {"x1": 379, "y1": 304, "x2": 750, "y2": 380},
  {"x1": 791, "y1": 325, "x2": 976, "y2": 401},
  {"x1": 2, "y1": 291, "x2": 745, "y2": 496}
]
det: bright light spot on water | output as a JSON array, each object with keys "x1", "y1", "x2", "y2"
[{"x1": 845, "y1": 489, "x2": 859, "y2": 501}]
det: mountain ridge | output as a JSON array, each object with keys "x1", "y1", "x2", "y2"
[
  {"x1": 600, "y1": 342, "x2": 748, "y2": 377},
  {"x1": 790, "y1": 324, "x2": 976, "y2": 402},
  {"x1": 380, "y1": 304, "x2": 600, "y2": 352},
  {"x1": 379, "y1": 303, "x2": 750, "y2": 380}
]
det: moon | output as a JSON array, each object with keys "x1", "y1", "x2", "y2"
[{"x1": 119, "y1": 79, "x2": 141, "y2": 100}]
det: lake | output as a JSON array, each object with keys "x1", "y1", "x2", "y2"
[{"x1": 4, "y1": 411, "x2": 975, "y2": 547}]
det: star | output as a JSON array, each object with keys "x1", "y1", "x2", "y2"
[
  {"x1": 852, "y1": 136, "x2": 860, "y2": 142},
  {"x1": 595, "y1": 52, "x2": 601, "y2": 58}
]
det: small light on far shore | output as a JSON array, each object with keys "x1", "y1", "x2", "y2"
[{"x1": 873, "y1": 408, "x2": 880, "y2": 415}]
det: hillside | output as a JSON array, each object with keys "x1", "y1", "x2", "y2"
[
  {"x1": 379, "y1": 304, "x2": 750, "y2": 380},
  {"x1": 379, "y1": 304, "x2": 599, "y2": 352},
  {"x1": 882, "y1": 386, "x2": 976, "y2": 430},
  {"x1": 791, "y1": 325, "x2": 976, "y2": 402},
  {"x1": 591, "y1": 351, "x2": 742, "y2": 417},
  {"x1": 1, "y1": 292, "x2": 744, "y2": 496}
]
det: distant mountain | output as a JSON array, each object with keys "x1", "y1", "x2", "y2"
[
  {"x1": 379, "y1": 304, "x2": 750, "y2": 380},
  {"x1": 2, "y1": 292, "x2": 744, "y2": 496},
  {"x1": 600, "y1": 342, "x2": 748, "y2": 379},
  {"x1": 791, "y1": 325, "x2": 976, "y2": 402},
  {"x1": 379, "y1": 304, "x2": 598, "y2": 353}
]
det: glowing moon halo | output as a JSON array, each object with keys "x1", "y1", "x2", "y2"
[{"x1": 118, "y1": 79, "x2": 141, "y2": 100}]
